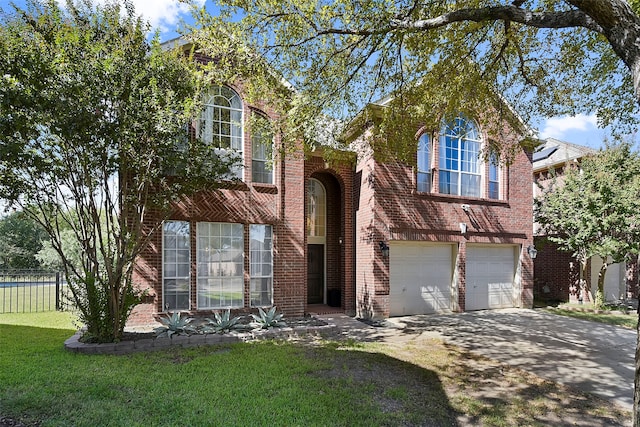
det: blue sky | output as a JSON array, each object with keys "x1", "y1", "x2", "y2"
[{"x1": 1, "y1": 0, "x2": 623, "y2": 150}]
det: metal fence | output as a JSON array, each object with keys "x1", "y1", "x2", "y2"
[{"x1": 0, "y1": 270, "x2": 69, "y2": 314}]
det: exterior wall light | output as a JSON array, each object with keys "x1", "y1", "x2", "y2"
[
  {"x1": 378, "y1": 241, "x2": 390, "y2": 258},
  {"x1": 459, "y1": 222, "x2": 467, "y2": 234},
  {"x1": 527, "y1": 245, "x2": 538, "y2": 259}
]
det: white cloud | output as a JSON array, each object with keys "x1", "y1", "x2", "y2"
[
  {"x1": 539, "y1": 114, "x2": 598, "y2": 140},
  {"x1": 125, "y1": 0, "x2": 205, "y2": 33},
  {"x1": 58, "y1": 0, "x2": 205, "y2": 34}
]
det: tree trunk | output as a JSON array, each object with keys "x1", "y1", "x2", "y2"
[
  {"x1": 579, "y1": 258, "x2": 590, "y2": 303},
  {"x1": 596, "y1": 257, "x2": 609, "y2": 308}
]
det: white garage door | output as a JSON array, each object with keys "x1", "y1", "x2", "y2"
[
  {"x1": 389, "y1": 243, "x2": 453, "y2": 316},
  {"x1": 590, "y1": 257, "x2": 625, "y2": 301},
  {"x1": 466, "y1": 245, "x2": 516, "y2": 311}
]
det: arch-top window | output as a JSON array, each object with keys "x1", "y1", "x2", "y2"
[
  {"x1": 417, "y1": 134, "x2": 431, "y2": 193},
  {"x1": 439, "y1": 115, "x2": 482, "y2": 197},
  {"x1": 199, "y1": 85, "x2": 243, "y2": 178},
  {"x1": 251, "y1": 113, "x2": 274, "y2": 184},
  {"x1": 306, "y1": 179, "x2": 326, "y2": 241}
]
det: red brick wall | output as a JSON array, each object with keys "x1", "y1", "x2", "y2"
[
  {"x1": 304, "y1": 154, "x2": 356, "y2": 315},
  {"x1": 532, "y1": 238, "x2": 579, "y2": 303},
  {"x1": 132, "y1": 82, "x2": 308, "y2": 325},
  {"x1": 354, "y1": 122, "x2": 534, "y2": 318}
]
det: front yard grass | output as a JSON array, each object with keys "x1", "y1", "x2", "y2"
[
  {"x1": 0, "y1": 311, "x2": 631, "y2": 426},
  {"x1": 543, "y1": 304, "x2": 638, "y2": 329}
]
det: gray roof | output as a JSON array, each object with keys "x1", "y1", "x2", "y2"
[{"x1": 532, "y1": 138, "x2": 596, "y2": 172}]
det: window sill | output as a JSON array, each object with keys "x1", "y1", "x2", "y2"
[
  {"x1": 253, "y1": 183, "x2": 278, "y2": 194},
  {"x1": 413, "y1": 191, "x2": 510, "y2": 207},
  {"x1": 217, "y1": 181, "x2": 250, "y2": 191}
]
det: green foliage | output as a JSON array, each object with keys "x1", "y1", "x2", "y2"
[
  {"x1": 153, "y1": 312, "x2": 195, "y2": 338},
  {"x1": 202, "y1": 310, "x2": 246, "y2": 334},
  {"x1": 0, "y1": 210, "x2": 49, "y2": 269},
  {"x1": 594, "y1": 289, "x2": 606, "y2": 310},
  {"x1": 36, "y1": 227, "x2": 80, "y2": 271},
  {"x1": 0, "y1": 0, "x2": 237, "y2": 342},
  {"x1": 250, "y1": 306, "x2": 286, "y2": 329},
  {"x1": 193, "y1": 0, "x2": 639, "y2": 162},
  {"x1": 535, "y1": 142, "x2": 640, "y2": 297}
]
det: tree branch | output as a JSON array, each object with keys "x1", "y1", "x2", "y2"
[{"x1": 316, "y1": 5, "x2": 604, "y2": 37}]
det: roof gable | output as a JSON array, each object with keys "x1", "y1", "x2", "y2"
[{"x1": 532, "y1": 138, "x2": 596, "y2": 172}]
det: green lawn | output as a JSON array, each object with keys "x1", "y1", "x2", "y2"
[
  {"x1": 0, "y1": 311, "x2": 630, "y2": 426},
  {"x1": 544, "y1": 306, "x2": 638, "y2": 329},
  {"x1": 0, "y1": 284, "x2": 65, "y2": 314}
]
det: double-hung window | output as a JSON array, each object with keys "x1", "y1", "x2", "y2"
[
  {"x1": 417, "y1": 134, "x2": 431, "y2": 193},
  {"x1": 198, "y1": 86, "x2": 244, "y2": 179},
  {"x1": 250, "y1": 225, "x2": 273, "y2": 306},
  {"x1": 438, "y1": 116, "x2": 482, "y2": 197},
  {"x1": 489, "y1": 152, "x2": 500, "y2": 199},
  {"x1": 163, "y1": 221, "x2": 191, "y2": 310},
  {"x1": 251, "y1": 114, "x2": 273, "y2": 184}
]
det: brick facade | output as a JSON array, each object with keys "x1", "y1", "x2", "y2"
[
  {"x1": 129, "y1": 55, "x2": 535, "y2": 326},
  {"x1": 353, "y1": 120, "x2": 534, "y2": 318}
]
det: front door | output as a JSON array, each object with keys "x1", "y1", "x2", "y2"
[{"x1": 307, "y1": 244, "x2": 324, "y2": 304}]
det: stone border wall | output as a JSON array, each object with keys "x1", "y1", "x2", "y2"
[{"x1": 64, "y1": 324, "x2": 337, "y2": 356}]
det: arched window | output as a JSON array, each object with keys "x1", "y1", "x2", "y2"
[
  {"x1": 439, "y1": 115, "x2": 481, "y2": 197},
  {"x1": 251, "y1": 113, "x2": 273, "y2": 184},
  {"x1": 306, "y1": 178, "x2": 326, "y2": 242},
  {"x1": 417, "y1": 134, "x2": 431, "y2": 193},
  {"x1": 199, "y1": 85, "x2": 243, "y2": 178}
]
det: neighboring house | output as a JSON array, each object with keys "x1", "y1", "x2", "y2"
[
  {"x1": 532, "y1": 138, "x2": 634, "y2": 303},
  {"x1": 128, "y1": 46, "x2": 536, "y2": 326}
]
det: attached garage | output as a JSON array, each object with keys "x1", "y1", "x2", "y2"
[
  {"x1": 389, "y1": 242, "x2": 454, "y2": 316},
  {"x1": 466, "y1": 245, "x2": 518, "y2": 311}
]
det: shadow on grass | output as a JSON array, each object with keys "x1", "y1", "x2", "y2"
[
  {"x1": 390, "y1": 312, "x2": 630, "y2": 426},
  {"x1": 0, "y1": 324, "x2": 459, "y2": 427}
]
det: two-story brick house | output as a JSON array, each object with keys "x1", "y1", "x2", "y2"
[{"x1": 129, "y1": 50, "x2": 535, "y2": 326}]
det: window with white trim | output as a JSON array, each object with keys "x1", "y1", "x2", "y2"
[
  {"x1": 438, "y1": 115, "x2": 482, "y2": 197},
  {"x1": 198, "y1": 86, "x2": 243, "y2": 179},
  {"x1": 250, "y1": 224, "x2": 273, "y2": 306},
  {"x1": 417, "y1": 134, "x2": 431, "y2": 193},
  {"x1": 251, "y1": 114, "x2": 274, "y2": 184},
  {"x1": 163, "y1": 221, "x2": 190, "y2": 310},
  {"x1": 196, "y1": 222, "x2": 244, "y2": 309}
]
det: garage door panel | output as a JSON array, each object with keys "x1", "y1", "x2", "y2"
[
  {"x1": 390, "y1": 243, "x2": 453, "y2": 316},
  {"x1": 466, "y1": 246, "x2": 516, "y2": 311}
]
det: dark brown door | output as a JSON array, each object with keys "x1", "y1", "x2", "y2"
[{"x1": 307, "y1": 244, "x2": 324, "y2": 304}]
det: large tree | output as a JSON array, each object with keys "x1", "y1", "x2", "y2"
[
  {"x1": 535, "y1": 142, "x2": 640, "y2": 307},
  {"x1": 192, "y1": 0, "x2": 640, "y2": 421},
  {"x1": 0, "y1": 210, "x2": 49, "y2": 269},
  {"x1": 194, "y1": 0, "x2": 640, "y2": 157},
  {"x1": 0, "y1": 0, "x2": 237, "y2": 342}
]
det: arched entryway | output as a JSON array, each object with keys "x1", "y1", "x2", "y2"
[{"x1": 306, "y1": 174, "x2": 343, "y2": 308}]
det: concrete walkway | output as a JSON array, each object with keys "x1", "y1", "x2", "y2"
[{"x1": 320, "y1": 308, "x2": 636, "y2": 410}]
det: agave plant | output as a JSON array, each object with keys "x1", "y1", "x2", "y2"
[
  {"x1": 153, "y1": 312, "x2": 195, "y2": 338},
  {"x1": 202, "y1": 310, "x2": 246, "y2": 334},
  {"x1": 250, "y1": 306, "x2": 286, "y2": 329}
]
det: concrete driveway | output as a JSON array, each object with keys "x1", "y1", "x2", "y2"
[{"x1": 384, "y1": 308, "x2": 636, "y2": 410}]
